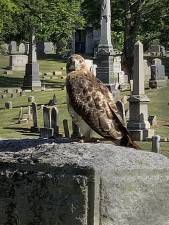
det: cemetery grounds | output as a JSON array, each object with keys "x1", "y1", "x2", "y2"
[{"x1": 0, "y1": 55, "x2": 169, "y2": 155}]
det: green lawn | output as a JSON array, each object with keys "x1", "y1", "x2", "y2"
[
  {"x1": 0, "y1": 55, "x2": 168, "y2": 155},
  {"x1": 0, "y1": 55, "x2": 69, "y2": 139}
]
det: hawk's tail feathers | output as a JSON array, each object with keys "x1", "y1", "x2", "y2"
[{"x1": 120, "y1": 134, "x2": 141, "y2": 150}]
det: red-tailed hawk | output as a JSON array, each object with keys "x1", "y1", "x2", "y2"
[{"x1": 66, "y1": 54, "x2": 139, "y2": 149}]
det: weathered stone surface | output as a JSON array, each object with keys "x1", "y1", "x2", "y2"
[
  {"x1": 0, "y1": 140, "x2": 169, "y2": 225},
  {"x1": 9, "y1": 55, "x2": 28, "y2": 71},
  {"x1": 127, "y1": 41, "x2": 154, "y2": 140}
]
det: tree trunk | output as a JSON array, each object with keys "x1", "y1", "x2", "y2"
[{"x1": 122, "y1": 0, "x2": 144, "y2": 80}]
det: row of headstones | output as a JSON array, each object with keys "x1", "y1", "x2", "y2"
[
  {"x1": 147, "y1": 44, "x2": 166, "y2": 57},
  {"x1": 10, "y1": 97, "x2": 161, "y2": 152},
  {"x1": 1, "y1": 41, "x2": 55, "y2": 55},
  {"x1": 39, "y1": 106, "x2": 59, "y2": 138},
  {"x1": 34, "y1": 98, "x2": 161, "y2": 152},
  {"x1": 144, "y1": 58, "x2": 167, "y2": 88},
  {"x1": 2, "y1": 89, "x2": 29, "y2": 101}
]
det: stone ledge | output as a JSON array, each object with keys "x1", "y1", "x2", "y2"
[{"x1": 0, "y1": 139, "x2": 169, "y2": 225}]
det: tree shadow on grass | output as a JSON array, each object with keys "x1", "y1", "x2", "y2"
[
  {"x1": 0, "y1": 76, "x2": 23, "y2": 87},
  {"x1": 3, "y1": 127, "x2": 38, "y2": 137}
]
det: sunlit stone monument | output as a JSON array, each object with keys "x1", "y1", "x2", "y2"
[
  {"x1": 127, "y1": 41, "x2": 154, "y2": 141},
  {"x1": 23, "y1": 29, "x2": 41, "y2": 90},
  {"x1": 96, "y1": 0, "x2": 115, "y2": 90}
]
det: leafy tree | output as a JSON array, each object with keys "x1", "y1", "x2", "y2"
[
  {"x1": 2, "y1": 0, "x2": 85, "y2": 56},
  {"x1": 82, "y1": 0, "x2": 169, "y2": 79},
  {"x1": 0, "y1": 0, "x2": 17, "y2": 33}
]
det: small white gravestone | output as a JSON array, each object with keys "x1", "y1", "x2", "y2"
[
  {"x1": 9, "y1": 41, "x2": 17, "y2": 54},
  {"x1": 18, "y1": 43, "x2": 26, "y2": 54}
]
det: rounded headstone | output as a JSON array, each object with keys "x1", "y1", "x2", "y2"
[
  {"x1": 152, "y1": 135, "x2": 160, "y2": 153},
  {"x1": 5, "y1": 101, "x2": 12, "y2": 109},
  {"x1": 28, "y1": 96, "x2": 35, "y2": 103}
]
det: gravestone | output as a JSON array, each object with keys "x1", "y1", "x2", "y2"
[
  {"x1": 152, "y1": 135, "x2": 160, "y2": 153},
  {"x1": 43, "y1": 106, "x2": 51, "y2": 128},
  {"x1": 90, "y1": 64, "x2": 97, "y2": 76},
  {"x1": 112, "y1": 55, "x2": 128, "y2": 89},
  {"x1": 1, "y1": 43, "x2": 9, "y2": 54},
  {"x1": 36, "y1": 41, "x2": 44, "y2": 56},
  {"x1": 9, "y1": 41, "x2": 17, "y2": 54},
  {"x1": 9, "y1": 55, "x2": 28, "y2": 71},
  {"x1": 149, "y1": 44, "x2": 161, "y2": 56},
  {"x1": 84, "y1": 59, "x2": 97, "y2": 76},
  {"x1": 1, "y1": 94, "x2": 6, "y2": 99},
  {"x1": 127, "y1": 41, "x2": 154, "y2": 141},
  {"x1": 10, "y1": 93, "x2": 15, "y2": 98},
  {"x1": 20, "y1": 90, "x2": 26, "y2": 96},
  {"x1": 51, "y1": 106, "x2": 59, "y2": 136},
  {"x1": 116, "y1": 100, "x2": 126, "y2": 125},
  {"x1": 4, "y1": 70, "x2": 13, "y2": 75},
  {"x1": 63, "y1": 119, "x2": 70, "y2": 138},
  {"x1": 148, "y1": 115, "x2": 157, "y2": 126},
  {"x1": 44, "y1": 42, "x2": 55, "y2": 54},
  {"x1": 18, "y1": 43, "x2": 26, "y2": 54},
  {"x1": 25, "y1": 42, "x2": 29, "y2": 55},
  {"x1": 71, "y1": 121, "x2": 81, "y2": 138},
  {"x1": 30, "y1": 102, "x2": 39, "y2": 132},
  {"x1": 85, "y1": 59, "x2": 93, "y2": 70},
  {"x1": 23, "y1": 29, "x2": 41, "y2": 90},
  {"x1": 6, "y1": 88, "x2": 13, "y2": 94},
  {"x1": 160, "y1": 45, "x2": 166, "y2": 56},
  {"x1": 27, "y1": 106, "x2": 32, "y2": 121},
  {"x1": 18, "y1": 107, "x2": 23, "y2": 123},
  {"x1": 144, "y1": 59, "x2": 151, "y2": 81},
  {"x1": 28, "y1": 96, "x2": 35, "y2": 103},
  {"x1": 48, "y1": 94, "x2": 57, "y2": 106},
  {"x1": 40, "y1": 106, "x2": 54, "y2": 139},
  {"x1": 149, "y1": 58, "x2": 167, "y2": 88},
  {"x1": 5, "y1": 101, "x2": 12, "y2": 109},
  {"x1": 85, "y1": 27, "x2": 94, "y2": 55},
  {"x1": 96, "y1": 0, "x2": 115, "y2": 91}
]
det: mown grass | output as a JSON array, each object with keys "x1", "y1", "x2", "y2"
[{"x1": 0, "y1": 55, "x2": 168, "y2": 154}]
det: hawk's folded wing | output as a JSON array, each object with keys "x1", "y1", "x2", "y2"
[{"x1": 66, "y1": 70, "x2": 128, "y2": 140}]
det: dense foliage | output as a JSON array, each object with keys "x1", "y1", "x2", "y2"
[
  {"x1": 0, "y1": 0, "x2": 85, "y2": 56},
  {"x1": 0, "y1": 0, "x2": 169, "y2": 69}
]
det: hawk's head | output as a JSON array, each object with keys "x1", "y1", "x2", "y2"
[{"x1": 66, "y1": 54, "x2": 86, "y2": 73}]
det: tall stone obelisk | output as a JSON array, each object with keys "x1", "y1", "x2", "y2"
[
  {"x1": 127, "y1": 41, "x2": 154, "y2": 141},
  {"x1": 23, "y1": 29, "x2": 41, "y2": 90},
  {"x1": 96, "y1": 0, "x2": 114, "y2": 89}
]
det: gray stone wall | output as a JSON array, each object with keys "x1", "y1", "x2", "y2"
[{"x1": 0, "y1": 140, "x2": 169, "y2": 225}]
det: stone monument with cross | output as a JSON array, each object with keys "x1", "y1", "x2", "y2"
[
  {"x1": 22, "y1": 28, "x2": 41, "y2": 90},
  {"x1": 96, "y1": 0, "x2": 115, "y2": 91},
  {"x1": 127, "y1": 41, "x2": 154, "y2": 141}
]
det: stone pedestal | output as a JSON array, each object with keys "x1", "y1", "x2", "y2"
[
  {"x1": 23, "y1": 63, "x2": 41, "y2": 90},
  {"x1": 1, "y1": 140, "x2": 169, "y2": 225},
  {"x1": 127, "y1": 96, "x2": 154, "y2": 140},
  {"x1": 127, "y1": 41, "x2": 154, "y2": 141},
  {"x1": 23, "y1": 29, "x2": 41, "y2": 90},
  {"x1": 96, "y1": 0, "x2": 114, "y2": 88},
  {"x1": 96, "y1": 54, "x2": 114, "y2": 84},
  {"x1": 149, "y1": 58, "x2": 168, "y2": 88},
  {"x1": 40, "y1": 127, "x2": 54, "y2": 139},
  {"x1": 9, "y1": 55, "x2": 28, "y2": 71}
]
